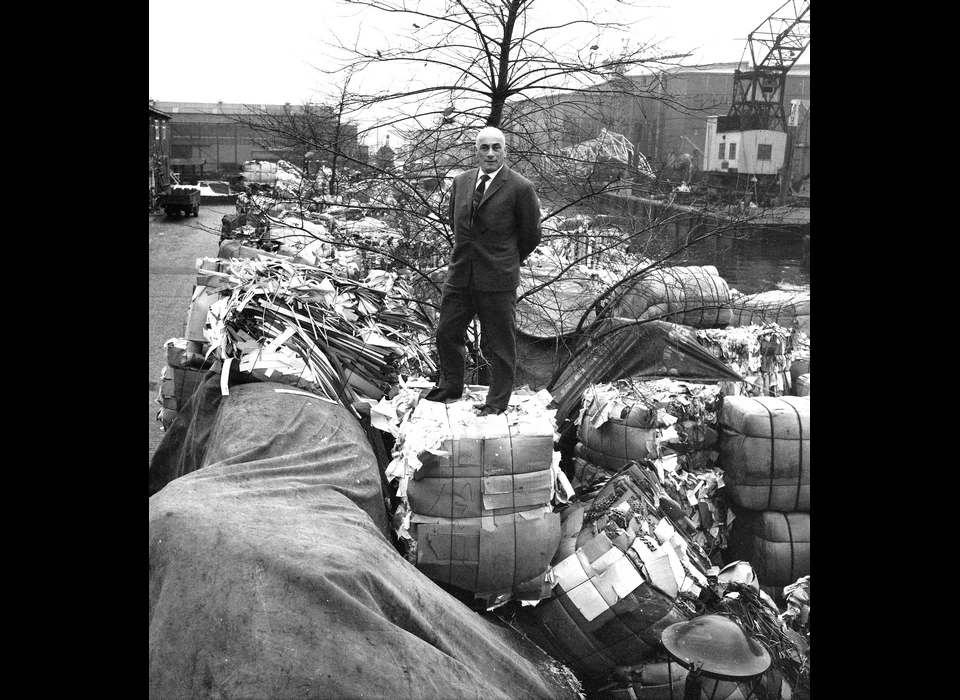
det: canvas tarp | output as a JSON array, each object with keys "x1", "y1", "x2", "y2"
[{"x1": 149, "y1": 379, "x2": 582, "y2": 700}]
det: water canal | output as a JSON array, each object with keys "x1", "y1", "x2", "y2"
[{"x1": 682, "y1": 232, "x2": 809, "y2": 296}]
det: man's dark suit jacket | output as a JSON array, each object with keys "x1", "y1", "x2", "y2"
[{"x1": 445, "y1": 166, "x2": 541, "y2": 291}]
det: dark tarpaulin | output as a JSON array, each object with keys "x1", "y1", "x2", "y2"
[
  {"x1": 149, "y1": 380, "x2": 582, "y2": 700},
  {"x1": 547, "y1": 318, "x2": 744, "y2": 433}
]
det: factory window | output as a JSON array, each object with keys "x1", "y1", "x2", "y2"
[
  {"x1": 728, "y1": 143, "x2": 737, "y2": 160},
  {"x1": 718, "y1": 143, "x2": 726, "y2": 160},
  {"x1": 757, "y1": 144, "x2": 773, "y2": 161},
  {"x1": 171, "y1": 144, "x2": 192, "y2": 158}
]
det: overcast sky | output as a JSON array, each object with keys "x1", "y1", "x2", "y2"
[{"x1": 149, "y1": 0, "x2": 809, "y2": 145}]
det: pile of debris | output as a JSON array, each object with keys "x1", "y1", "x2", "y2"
[
  {"x1": 153, "y1": 180, "x2": 812, "y2": 698},
  {"x1": 696, "y1": 323, "x2": 810, "y2": 397}
]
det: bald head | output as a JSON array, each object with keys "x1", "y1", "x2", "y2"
[
  {"x1": 475, "y1": 127, "x2": 506, "y2": 174},
  {"x1": 475, "y1": 126, "x2": 505, "y2": 147}
]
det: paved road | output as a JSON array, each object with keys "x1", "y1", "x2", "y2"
[{"x1": 148, "y1": 202, "x2": 233, "y2": 464}]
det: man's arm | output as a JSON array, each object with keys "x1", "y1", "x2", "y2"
[
  {"x1": 515, "y1": 182, "x2": 542, "y2": 262},
  {"x1": 447, "y1": 178, "x2": 457, "y2": 228}
]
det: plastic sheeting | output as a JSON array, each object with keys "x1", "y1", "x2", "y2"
[{"x1": 149, "y1": 379, "x2": 583, "y2": 700}]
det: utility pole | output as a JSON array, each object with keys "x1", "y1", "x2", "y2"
[{"x1": 780, "y1": 100, "x2": 799, "y2": 202}]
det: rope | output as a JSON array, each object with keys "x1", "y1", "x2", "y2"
[{"x1": 786, "y1": 399, "x2": 806, "y2": 512}]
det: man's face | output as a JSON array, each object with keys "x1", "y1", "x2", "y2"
[{"x1": 476, "y1": 134, "x2": 505, "y2": 174}]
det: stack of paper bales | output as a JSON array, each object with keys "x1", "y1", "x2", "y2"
[
  {"x1": 380, "y1": 385, "x2": 570, "y2": 607},
  {"x1": 576, "y1": 380, "x2": 722, "y2": 472},
  {"x1": 572, "y1": 380, "x2": 730, "y2": 561},
  {"x1": 155, "y1": 337, "x2": 212, "y2": 431},
  {"x1": 718, "y1": 395, "x2": 810, "y2": 604},
  {"x1": 611, "y1": 265, "x2": 732, "y2": 327}
]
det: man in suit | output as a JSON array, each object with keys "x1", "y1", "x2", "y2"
[{"x1": 423, "y1": 126, "x2": 542, "y2": 416}]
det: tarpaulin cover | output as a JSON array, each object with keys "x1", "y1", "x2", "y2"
[
  {"x1": 149, "y1": 380, "x2": 582, "y2": 700},
  {"x1": 548, "y1": 319, "x2": 744, "y2": 432}
]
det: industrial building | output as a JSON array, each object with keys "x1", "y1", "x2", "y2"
[
  {"x1": 149, "y1": 100, "x2": 363, "y2": 184},
  {"x1": 507, "y1": 62, "x2": 809, "y2": 185}
]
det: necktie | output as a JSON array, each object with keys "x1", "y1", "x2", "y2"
[{"x1": 472, "y1": 174, "x2": 489, "y2": 216}]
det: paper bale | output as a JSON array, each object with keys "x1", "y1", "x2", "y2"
[
  {"x1": 727, "y1": 510, "x2": 810, "y2": 605},
  {"x1": 518, "y1": 529, "x2": 688, "y2": 681},
  {"x1": 411, "y1": 506, "x2": 560, "y2": 602},
  {"x1": 388, "y1": 389, "x2": 568, "y2": 605},
  {"x1": 612, "y1": 265, "x2": 732, "y2": 328},
  {"x1": 408, "y1": 435, "x2": 555, "y2": 519},
  {"x1": 718, "y1": 396, "x2": 810, "y2": 512}
]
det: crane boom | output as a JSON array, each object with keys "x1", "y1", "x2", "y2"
[{"x1": 721, "y1": 0, "x2": 810, "y2": 133}]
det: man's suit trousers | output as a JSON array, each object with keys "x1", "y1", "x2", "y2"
[{"x1": 435, "y1": 283, "x2": 517, "y2": 411}]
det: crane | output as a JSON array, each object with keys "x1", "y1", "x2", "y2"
[
  {"x1": 723, "y1": 0, "x2": 811, "y2": 133},
  {"x1": 703, "y1": 1, "x2": 810, "y2": 204}
]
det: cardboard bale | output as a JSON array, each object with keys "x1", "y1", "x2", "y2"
[
  {"x1": 725, "y1": 289, "x2": 810, "y2": 337},
  {"x1": 569, "y1": 453, "x2": 614, "y2": 490},
  {"x1": 517, "y1": 530, "x2": 687, "y2": 681},
  {"x1": 718, "y1": 396, "x2": 810, "y2": 512},
  {"x1": 407, "y1": 435, "x2": 555, "y2": 519},
  {"x1": 389, "y1": 391, "x2": 568, "y2": 604},
  {"x1": 160, "y1": 364, "x2": 209, "y2": 412}
]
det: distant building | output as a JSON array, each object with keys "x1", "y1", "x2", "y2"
[
  {"x1": 506, "y1": 62, "x2": 809, "y2": 180},
  {"x1": 151, "y1": 100, "x2": 361, "y2": 183},
  {"x1": 375, "y1": 135, "x2": 396, "y2": 171}
]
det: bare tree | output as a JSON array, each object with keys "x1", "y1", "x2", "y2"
[{"x1": 218, "y1": 0, "x2": 805, "y2": 391}]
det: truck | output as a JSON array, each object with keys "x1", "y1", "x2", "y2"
[{"x1": 163, "y1": 186, "x2": 201, "y2": 218}]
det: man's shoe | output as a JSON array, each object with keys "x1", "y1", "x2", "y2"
[
  {"x1": 476, "y1": 405, "x2": 504, "y2": 417},
  {"x1": 422, "y1": 386, "x2": 462, "y2": 403}
]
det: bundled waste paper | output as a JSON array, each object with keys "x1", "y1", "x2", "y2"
[
  {"x1": 372, "y1": 383, "x2": 574, "y2": 608},
  {"x1": 154, "y1": 337, "x2": 214, "y2": 430},
  {"x1": 574, "y1": 379, "x2": 730, "y2": 562},
  {"x1": 696, "y1": 323, "x2": 810, "y2": 397},
  {"x1": 195, "y1": 256, "x2": 436, "y2": 407}
]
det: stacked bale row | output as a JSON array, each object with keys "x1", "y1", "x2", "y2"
[
  {"x1": 386, "y1": 392, "x2": 564, "y2": 608},
  {"x1": 718, "y1": 395, "x2": 811, "y2": 605},
  {"x1": 573, "y1": 381, "x2": 730, "y2": 563}
]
